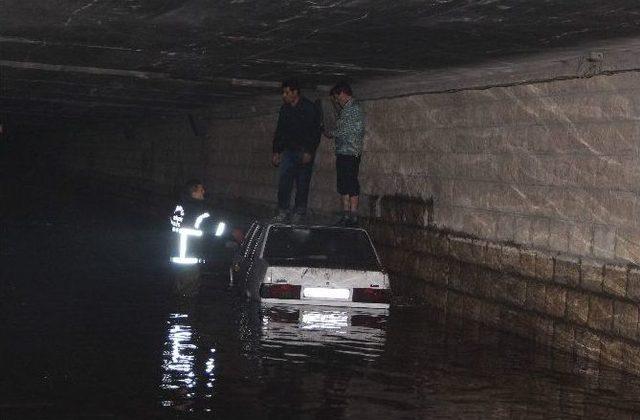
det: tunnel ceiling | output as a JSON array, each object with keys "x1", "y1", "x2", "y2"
[{"x1": 2, "y1": 0, "x2": 640, "y2": 122}]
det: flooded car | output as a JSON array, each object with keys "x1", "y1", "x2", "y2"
[{"x1": 230, "y1": 221, "x2": 390, "y2": 309}]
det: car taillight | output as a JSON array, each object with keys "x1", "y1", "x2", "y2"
[
  {"x1": 352, "y1": 288, "x2": 390, "y2": 304},
  {"x1": 260, "y1": 284, "x2": 301, "y2": 299}
]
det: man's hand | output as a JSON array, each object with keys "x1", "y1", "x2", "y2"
[
  {"x1": 322, "y1": 129, "x2": 334, "y2": 139},
  {"x1": 302, "y1": 152, "x2": 312, "y2": 164},
  {"x1": 271, "y1": 153, "x2": 281, "y2": 167}
]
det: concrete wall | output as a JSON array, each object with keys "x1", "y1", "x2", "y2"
[
  {"x1": 48, "y1": 72, "x2": 640, "y2": 266},
  {"x1": 45, "y1": 117, "x2": 207, "y2": 213},
  {"x1": 372, "y1": 77, "x2": 639, "y2": 262},
  {"x1": 202, "y1": 70, "x2": 640, "y2": 375},
  {"x1": 43, "y1": 47, "x2": 640, "y2": 374},
  {"x1": 201, "y1": 72, "x2": 640, "y2": 263}
]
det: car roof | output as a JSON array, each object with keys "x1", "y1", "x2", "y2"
[{"x1": 263, "y1": 222, "x2": 367, "y2": 232}]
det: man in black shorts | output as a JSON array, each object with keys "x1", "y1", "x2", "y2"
[{"x1": 323, "y1": 81, "x2": 365, "y2": 227}]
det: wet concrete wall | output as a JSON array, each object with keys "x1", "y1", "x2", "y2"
[
  {"x1": 356, "y1": 66, "x2": 640, "y2": 375},
  {"x1": 38, "y1": 117, "x2": 207, "y2": 217},
  {"x1": 362, "y1": 75, "x2": 640, "y2": 263},
  {"x1": 38, "y1": 49, "x2": 640, "y2": 374}
]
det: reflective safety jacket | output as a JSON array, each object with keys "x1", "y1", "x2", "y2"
[
  {"x1": 170, "y1": 197, "x2": 210, "y2": 230},
  {"x1": 169, "y1": 197, "x2": 212, "y2": 265}
]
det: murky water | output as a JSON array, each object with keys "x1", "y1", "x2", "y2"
[{"x1": 3, "y1": 183, "x2": 640, "y2": 419}]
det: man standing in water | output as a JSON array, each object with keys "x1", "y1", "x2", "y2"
[
  {"x1": 169, "y1": 179, "x2": 210, "y2": 297},
  {"x1": 272, "y1": 79, "x2": 322, "y2": 224},
  {"x1": 324, "y1": 81, "x2": 365, "y2": 227}
]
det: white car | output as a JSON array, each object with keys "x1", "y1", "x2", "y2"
[{"x1": 230, "y1": 221, "x2": 391, "y2": 309}]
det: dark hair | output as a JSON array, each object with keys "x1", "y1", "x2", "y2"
[
  {"x1": 330, "y1": 81, "x2": 353, "y2": 97},
  {"x1": 281, "y1": 78, "x2": 300, "y2": 93},
  {"x1": 184, "y1": 178, "x2": 203, "y2": 194}
]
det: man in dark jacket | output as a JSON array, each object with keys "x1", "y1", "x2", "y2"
[{"x1": 272, "y1": 79, "x2": 322, "y2": 224}]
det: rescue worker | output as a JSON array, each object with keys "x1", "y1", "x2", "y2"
[{"x1": 169, "y1": 179, "x2": 211, "y2": 298}]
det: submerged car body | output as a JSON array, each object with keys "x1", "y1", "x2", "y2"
[
  {"x1": 260, "y1": 305, "x2": 387, "y2": 358},
  {"x1": 230, "y1": 221, "x2": 390, "y2": 309}
]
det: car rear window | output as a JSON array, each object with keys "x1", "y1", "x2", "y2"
[{"x1": 263, "y1": 227, "x2": 381, "y2": 270}]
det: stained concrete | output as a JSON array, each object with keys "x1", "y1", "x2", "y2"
[
  {"x1": 24, "y1": 55, "x2": 640, "y2": 373},
  {"x1": 3, "y1": 1, "x2": 640, "y2": 121},
  {"x1": 3, "y1": 0, "x2": 640, "y2": 376}
]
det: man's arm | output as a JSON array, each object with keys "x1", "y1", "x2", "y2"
[
  {"x1": 273, "y1": 106, "x2": 285, "y2": 153},
  {"x1": 301, "y1": 100, "x2": 322, "y2": 155},
  {"x1": 311, "y1": 99, "x2": 323, "y2": 150},
  {"x1": 272, "y1": 106, "x2": 285, "y2": 166},
  {"x1": 170, "y1": 205, "x2": 184, "y2": 230}
]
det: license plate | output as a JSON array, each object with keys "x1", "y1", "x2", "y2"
[
  {"x1": 302, "y1": 287, "x2": 350, "y2": 300},
  {"x1": 301, "y1": 311, "x2": 349, "y2": 329}
]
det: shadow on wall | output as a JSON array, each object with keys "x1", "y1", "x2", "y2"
[{"x1": 368, "y1": 194, "x2": 434, "y2": 228}]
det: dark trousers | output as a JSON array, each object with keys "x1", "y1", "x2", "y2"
[
  {"x1": 277, "y1": 149, "x2": 314, "y2": 214},
  {"x1": 173, "y1": 266, "x2": 201, "y2": 298}
]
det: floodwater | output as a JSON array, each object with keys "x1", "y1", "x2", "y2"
[{"x1": 3, "y1": 182, "x2": 640, "y2": 419}]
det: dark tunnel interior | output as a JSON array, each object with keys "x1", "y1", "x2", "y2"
[
  {"x1": 3, "y1": 1, "x2": 640, "y2": 124},
  {"x1": 3, "y1": 1, "x2": 640, "y2": 419}
]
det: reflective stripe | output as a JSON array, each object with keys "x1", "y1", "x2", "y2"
[
  {"x1": 170, "y1": 205, "x2": 185, "y2": 228},
  {"x1": 171, "y1": 228, "x2": 203, "y2": 265},
  {"x1": 178, "y1": 228, "x2": 203, "y2": 236},
  {"x1": 170, "y1": 257, "x2": 200, "y2": 265},
  {"x1": 194, "y1": 212, "x2": 210, "y2": 229}
]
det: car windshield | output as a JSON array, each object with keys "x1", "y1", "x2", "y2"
[{"x1": 263, "y1": 226, "x2": 381, "y2": 270}]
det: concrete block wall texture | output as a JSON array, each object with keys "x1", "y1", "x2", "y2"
[
  {"x1": 42, "y1": 64, "x2": 640, "y2": 374},
  {"x1": 48, "y1": 73, "x2": 640, "y2": 266},
  {"x1": 356, "y1": 69, "x2": 640, "y2": 375},
  {"x1": 195, "y1": 71, "x2": 640, "y2": 263},
  {"x1": 52, "y1": 117, "x2": 206, "y2": 197},
  {"x1": 362, "y1": 75, "x2": 639, "y2": 264}
]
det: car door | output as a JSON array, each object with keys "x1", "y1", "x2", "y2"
[
  {"x1": 231, "y1": 221, "x2": 260, "y2": 286},
  {"x1": 244, "y1": 224, "x2": 268, "y2": 299}
]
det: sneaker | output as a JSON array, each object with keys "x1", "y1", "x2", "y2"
[
  {"x1": 272, "y1": 210, "x2": 289, "y2": 224},
  {"x1": 333, "y1": 214, "x2": 348, "y2": 226},
  {"x1": 290, "y1": 212, "x2": 306, "y2": 225},
  {"x1": 345, "y1": 216, "x2": 359, "y2": 227}
]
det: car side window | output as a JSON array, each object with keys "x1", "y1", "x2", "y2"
[
  {"x1": 243, "y1": 222, "x2": 264, "y2": 259},
  {"x1": 240, "y1": 222, "x2": 258, "y2": 257},
  {"x1": 248, "y1": 225, "x2": 265, "y2": 259},
  {"x1": 245, "y1": 225, "x2": 265, "y2": 278}
]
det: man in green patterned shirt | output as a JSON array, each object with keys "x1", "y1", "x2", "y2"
[{"x1": 323, "y1": 81, "x2": 365, "y2": 227}]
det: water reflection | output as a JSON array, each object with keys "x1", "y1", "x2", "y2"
[
  {"x1": 160, "y1": 313, "x2": 216, "y2": 411},
  {"x1": 300, "y1": 310, "x2": 349, "y2": 329},
  {"x1": 156, "y1": 298, "x2": 640, "y2": 419},
  {"x1": 13, "y1": 179, "x2": 640, "y2": 418},
  {"x1": 260, "y1": 306, "x2": 387, "y2": 361}
]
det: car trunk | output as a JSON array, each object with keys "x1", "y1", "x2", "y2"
[{"x1": 265, "y1": 266, "x2": 388, "y2": 297}]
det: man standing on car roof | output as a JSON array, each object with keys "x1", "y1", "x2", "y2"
[
  {"x1": 323, "y1": 81, "x2": 365, "y2": 227},
  {"x1": 271, "y1": 78, "x2": 323, "y2": 224}
]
